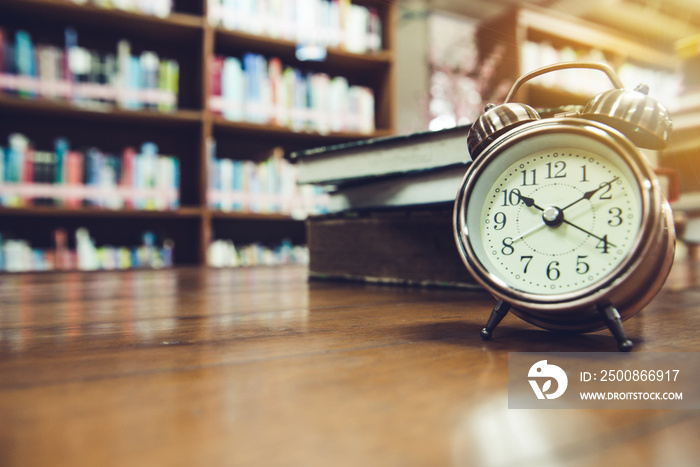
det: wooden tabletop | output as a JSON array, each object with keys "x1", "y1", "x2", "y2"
[{"x1": 0, "y1": 258, "x2": 699, "y2": 466}]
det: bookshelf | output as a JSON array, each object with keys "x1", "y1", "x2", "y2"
[
  {"x1": 475, "y1": 4, "x2": 680, "y2": 109},
  {"x1": 0, "y1": 0, "x2": 396, "y2": 272}
]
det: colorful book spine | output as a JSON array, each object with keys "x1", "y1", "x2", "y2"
[
  {"x1": 0, "y1": 30, "x2": 180, "y2": 112},
  {"x1": 208, "y1": 238, "x2": 308, "y2": 268},
  {"x1": 0, "y1": 133, "x2": 180, "y2": 210},
  {"x1": 73, "y1": 0, "x2": 172, "y2": 18},
  {"x1": 0, "y1": 227, "x2": 175, "y2": 272},
  {"x1": 209, "y1": 53, "x2": 375, "y2": 134},
  {"x1": 208, "y1": 0, "x2": 382, "y2": 52},
  {"x1": 206, "y1": 141, "x2": 328, "y2": 217}
]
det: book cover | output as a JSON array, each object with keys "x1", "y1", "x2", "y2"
[
  {"x1": 128, "y1": 55, "x2": 143, "y2": 109},
  {"x1": 326, "y1": 164, "x2": 469, "y2": 213},
  {"x1": 54, "y1": 137, "x2": 69, "y2": 186},
  {"x1": 222, "y1": 56, "x2": 244, "y2": 120},
  {"x1": 210, "y1": 55, "x2": 224, "y2": 115},
  {"x1": 65, "y1": 150, "x2": 83, "y2": 208},
  {"x1": 0, "y1": 27, "x2": 7, "y2": 74},
  {"x1": 166, "y1": 59, "x2": 179, "y2": 110},
  {"x1": 306, "y1": 208, "x2": 477, "y2": 288},
  {"x1": 117, "y1": 39, "x2": 131, "y2": 108},
  {"x1": 290, "y1": 124, "x2": 472, "y2": 186},
  {"x1": 15, "y1": 30, "x2": 36, "y2": 98},
  {"x1": 64, "y1": 28, "x2": 78, "y2": 92},
  {"x1": 121, "y1": 146, "x2": 136, "y2": 208}
]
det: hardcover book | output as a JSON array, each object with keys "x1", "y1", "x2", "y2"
[
  {"x1": 306, "y1": 208, "x2": 478, "y2": 288},
  {"x1": 290, "y1": 124, "x2": 472, "y2": 186}
]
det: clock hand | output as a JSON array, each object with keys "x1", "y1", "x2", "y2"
[
  {"x1": 561, "y1": 176, "x2": 620, "y2": 212},
  {"x1": 562, "y1": 219, "x2": 617, "y2": 248},
  {"x1": 517, "y1": 193, "x2": 545, "y2": 211},
  {"x1": 511, "y1": 222, "x2": 547, "y2": 242}
]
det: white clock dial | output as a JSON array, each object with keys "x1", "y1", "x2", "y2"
[{"x1": 465, "y1": 138, "x2": 643, "y2": 295}]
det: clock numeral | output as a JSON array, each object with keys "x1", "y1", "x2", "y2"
[
  {"x1": 493, "y1": 212, "x2": 507, "y2": 230},
  {"x1": 546, "y1": 161, "x2": 567, "y2": 179},
  {"x1": 598, "y1": 182, "x2": 613, "y2": 200},
  {"x1": 546, "y1": 261, "x2": 560, "y2": 281},
  {"x1": 521, "y1": 169, "x2": 538, "y2": 186},
  {"x1": 501, "y1": 237, "x2": 515, "y2": 255},
  {"x1": 576, "y1": 255, "x2": 590, "y2": 274},
  {"x1": 608, "y1": 207, "x2": 623, "y2": 226},
  {"x1": 502, "y1": 188, "x2": 522, "y2": 206},
  {"x1": 596, "y1": 235, "x2": 611, "y2": 254},
  {"x1": 580, "y1": 165, "x2": 589, "y2": 182},
  {"x1": 520, "y1": 255, "x2": 533, "y2": 273}
]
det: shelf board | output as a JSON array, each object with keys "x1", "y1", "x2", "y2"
[
  {"x1": 0, "y1": 0, "x2": 204, "y2": 38},
  {"x1": 213, "y1": 28, "x2": 393, "y2": 72},
  {"x1": 0, "y1": 94, "x2": 203, "y2": 127},
  {"x1": 212, "y1": 116, "x2": 392, "y2": 143},
  {"x1": 210, "y1": 210, "x2": 304, "y2": 221},
  {"x1": 517, "y1": 6, "x2": 677, "y2": 69},
  {"x1": 524, "y1": 84, "x2": 591, "y2": 110},
  {"x1": 0, "y1": 206, "x2": 203, "y2": 218}
]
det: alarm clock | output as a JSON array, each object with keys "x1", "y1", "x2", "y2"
[{"x1": 453, "y1": 62, "x2": 675, "y2": 351}]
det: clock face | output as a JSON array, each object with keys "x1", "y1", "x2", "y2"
[{"x1": 462, "y1": 129, "x2": 645, "y2": 296}]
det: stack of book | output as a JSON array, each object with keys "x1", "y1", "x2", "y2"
[
  {"x1": 290, "y1": 125, "x2": 478, "y2": 287},
  {"x1": 0, "y1": 133, "x2": 180, "y2": 210},
  {"x1": 207, "y1": 0, "x2": 382, "y2": 54},
  {"x1": 0, "y1": 28, "x2": 179, "y2": 111},
  {"x1": 209, "y1": 53, "x2": 374, "y2": 134}
]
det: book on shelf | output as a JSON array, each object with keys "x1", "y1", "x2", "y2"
[
  {"x1": 208, "y1": 238, "x2": 308, "y2": 268},
  {"x1": 0, "y1": 227, "x2": 174, "y2": 272},
  {"x1": 207, "y1": 0, "x2": 382, "y2": 54},
  {"x1": 61, "y1": 0, "x2": 173, "y2": 18},
  {"x1": 206, "y1": 140, "x2": 328, "y2": 218},
  {"x1": 519, "y1": 40, "x2": 682, "y2": 104},
  {"x1": 0, "y1": 133, "x2": 180, "y2": 210},
  {"x1": 306, "y1": 208, "x2": 478, "y2": 288},
  {"x1": 209, "y1": 52, "x2": 375, "y2": 134},
  {"x1": 290, "y1": 124, "x2": 472, "y2": 186},
  {"x1": 0, "y1": 27, "x2": 179, "y2": 111}
]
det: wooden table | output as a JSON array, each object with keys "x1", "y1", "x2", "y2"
[{"x1": 1, "y1": 259, "x2": 699, "y2": 466}]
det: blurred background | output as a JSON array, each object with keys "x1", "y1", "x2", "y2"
[{"x1": 1, "y1": 0, "x2": 699, "y2": 273}]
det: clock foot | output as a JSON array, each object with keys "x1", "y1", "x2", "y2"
[
  {"x1": 481, "y1": 300, "x2": 511, "y2": 340},
  {"x1": 598, "y1": 304, "x2": 634, "y2": 352}
]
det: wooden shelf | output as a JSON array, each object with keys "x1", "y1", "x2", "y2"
[
  {"x1": 0, "y1": 206, "x2": 203, "y2": 218},
  {"x1": 477, "y1": 4, "x2": 680, "y2": 109},
  {"x1": 214, "y1": 28, "x2": 393, "y2": 72},
  {"x1": 0, "y1": 0, "x2": 203, "y2": 39},
  {"x1": 209, "y1": 210, "x2": 303, "y2": 221},
  {"x1": 523, "y1": 84, "x2": 591, "y2": 110},
  {"x1": 0, "y1": 95, "x2": 203, "y2": 127},
  {"x1": 212, "y1": 116, "x2": 393, "y2": 143},
  {"x1": 0, "y1": 0, "x2": 396, "y2": 270},
  {"x1": 517, "y1": 7, "x2": 675, "y2": 68}
]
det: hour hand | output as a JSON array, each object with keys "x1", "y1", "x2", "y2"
[{"x1": 517, "y1": 193, "x2": 545, "y2": 211}]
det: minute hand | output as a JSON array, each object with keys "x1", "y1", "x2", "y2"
[
  {"x1": 561, "y1": 176, "x2": 620, "y2": 212},
  {"x1": 563, "y1": 219, "x2": 617, "y2": 248}
]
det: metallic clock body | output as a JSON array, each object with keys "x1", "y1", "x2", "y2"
[{"x1": 453, "y1": 117, "x2": 675, "y2": 334}]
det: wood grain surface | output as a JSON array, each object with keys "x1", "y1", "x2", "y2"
[{"x1": 1, "y1": 258, "x2": 699, "y2": 466}]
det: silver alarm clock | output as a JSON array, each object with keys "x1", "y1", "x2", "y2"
[{"x1": 453, "y1": 62, "x2": 675, "y2": 351}]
